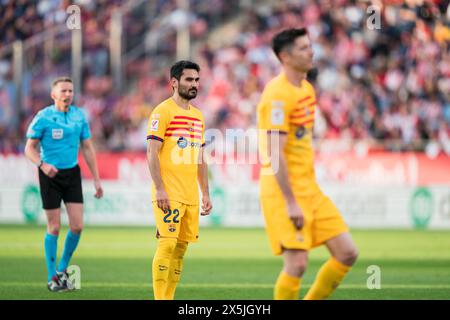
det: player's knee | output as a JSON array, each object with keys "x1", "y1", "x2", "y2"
[
  {"x1": 286, "y1": 258, "x2": 308, "y2": 277},
  {"x1": 338, "y1": 247, "x2": 359, "y2": 266},
  {"x1": 294, "y1": 260, "x2": 308, "y2": 276},
  {"x1": 47, "y1": 224, "x2": 60, "y2": 235},
  {"x1": 156, "y1": 237, "x2": 178, "y2": 259},
  {"x1": 173, "y1": 241, "x2": 188, "y2": 260},
  {"x1": 70, "y1": 224, "x2": 83, "y2": 234},
  {"x1": 348, "y1": 247, "x2": 359, "y2": 265}
]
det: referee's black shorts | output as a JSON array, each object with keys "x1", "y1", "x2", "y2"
[{"x1": 38, "y1": 165, "x2": 83, "y2": 210}]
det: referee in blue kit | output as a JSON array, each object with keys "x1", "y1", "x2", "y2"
[{"x1": 24, "y1": 77, "x2": 103, "y2": 292}]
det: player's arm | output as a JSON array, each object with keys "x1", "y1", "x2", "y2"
[
  {"x1": 80, "y1": 138, "x2": 103, "y2": 199},
  {"x1": 197, "y1": 148, "x2": 212, "y2": 216},
  {"x1": 24, "y1": 138, "x2": 58, "y2": 178},
  {"x1": 267, "y1": 131, "x2": 304, "y2": 229},
  {"x1": 147, "y1": 139, "x2": 170, "y2": 211}
]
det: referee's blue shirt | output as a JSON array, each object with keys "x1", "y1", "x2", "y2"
[{"x1": 26, "y1": 105, "x2": 92, "y2": 169}]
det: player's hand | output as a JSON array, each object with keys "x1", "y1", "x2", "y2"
[
  {"x1": 94, "y1": 179, "x2": 103, "y2": 199},
  {"x1": 201, "y1": 195, "x2": 212, "y2": 216},
  {"x1": 156, "y1": 188, "x2": 170, "y2": 212},
  {"x1": 41, "y1": 162, "x2": 58, "y2": 178},
  {"x1": 287, "y1": 199, "x2": 304, "y2": 230}
]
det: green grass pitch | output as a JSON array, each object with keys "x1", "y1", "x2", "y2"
[{"x1": 0, "y1": 225, "x2": 449, "y2": 300}]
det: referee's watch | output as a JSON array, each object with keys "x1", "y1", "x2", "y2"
[{"x1": 38, "y1": 160, "x2": 44, "y2": 168}]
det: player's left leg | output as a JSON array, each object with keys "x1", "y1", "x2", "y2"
[
  {"x1": 304, "y1": 232, "x2": 358, "y2": 300},
  {"x1": 326, "y1": 232, "x2": 359, "y2": 266},
  {"x1": 57, "y1": 202, "x2": 83, "y2": 290},
  {"x1": 303, "y1": 194, "x2": 358, "y2": 300},
  {"x1": 57, "y1": 165, "x2": 84, "y2": 288}
]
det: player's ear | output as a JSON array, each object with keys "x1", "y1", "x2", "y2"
[
  {"x1": 50, "y1": 88, "x2": 56, "y2": 100},
  {"x1": 279, "y1": 50, "x2": 289, "y2": 64},
  {"x1": 170, "y1": 77, "x2": 178, "y2": 90}
]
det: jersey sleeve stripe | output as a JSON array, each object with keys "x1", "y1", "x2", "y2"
[{"x1": 147, "y1": 135, "x2": 163, "y2": 142}]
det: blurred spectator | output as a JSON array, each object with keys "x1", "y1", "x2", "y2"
[{"x1": 0, "y1": 0, "x2": 449, "y2": 155}]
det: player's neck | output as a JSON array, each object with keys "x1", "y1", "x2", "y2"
[
  {"x1": 283, "y1": 68, "x2": 306, "y2": 87},
  {"x1": 172, "y1": 95, "x2": 190, "y2": 110}
]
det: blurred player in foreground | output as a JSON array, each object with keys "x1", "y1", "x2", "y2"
[
  {"x1": 24, "y1": 77, "x2": 103, "y2": 292},
  {"x1": 257, "y1": 29, "x2": 358, "y2": 300},
  {"x1": 146, "y1": 61, "x2": 212, "y2": 300}
]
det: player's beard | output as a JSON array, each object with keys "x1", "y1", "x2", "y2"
[{"x1": 178, "y1": 86, "x2": 197, "y2": 100}]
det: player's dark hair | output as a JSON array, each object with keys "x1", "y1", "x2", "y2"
[
  {"x1": 272, "y1": 28, "x2": 308, "y2": 60},
  {"x1": 52, "y1": 77, "x2": 72, "y2": 88},
  {"x1": 170, "y1": 60, "x2": 200, "y2": 81}
]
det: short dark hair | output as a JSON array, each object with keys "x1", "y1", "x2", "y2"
[
  {"x1": 272, "y1": 28, "x2": 308, "y2": 60},
  {"x1": 170, "y1": 60, "x2": 200, "y2": 80},
  {"x1": 52, "y1": 76, "x2": 72, "y2": 88}
]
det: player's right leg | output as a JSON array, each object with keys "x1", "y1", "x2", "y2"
[
  {"x1": 152, "y1": 237, "x2": 178, "y2": 299},
  {"x1": 276, "y1": 249, "x2": 308, "y2": 300},
  {"x1": 45, "y1": 209, "x2": 66, "y2": 292},
  {"x1": 39, "y1": 168, "x2": 66, "y2": 292},
  {"x1": 152, "y1": 201, "x2": 186, "y2": 300},
  {"x1": 164, "y1": 203, "x2": 199, "y2": 299},
  {"x1": 165, "y1": 240, "x2": 188, "y2": 300},
  {"x1": 260, "y1": 196, "x2": 312, "y2": 300}
]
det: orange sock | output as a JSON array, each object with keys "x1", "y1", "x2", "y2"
[
  {"x1": 304, "y1": 257, "x2": 351, "y2": 300},
  {"x1": 274, "y1": 271, "x2": 301, "y2": 300}
]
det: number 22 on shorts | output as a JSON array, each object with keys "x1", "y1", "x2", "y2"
[{"x1": 163, "y1": 208, "x2": 180, "y2": 223}]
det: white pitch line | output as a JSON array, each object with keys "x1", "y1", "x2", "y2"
[{"x1": 1, "y1": 282, "x2": 450, "y2": 289}]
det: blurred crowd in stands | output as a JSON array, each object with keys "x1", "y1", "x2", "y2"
[{"x1": 0, "y1": 0, "x2": 449, "y2": 155}]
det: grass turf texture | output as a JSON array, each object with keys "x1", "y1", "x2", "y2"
[{"x1": 0, "y1": 225, "x2": 449, "y2": 300}]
